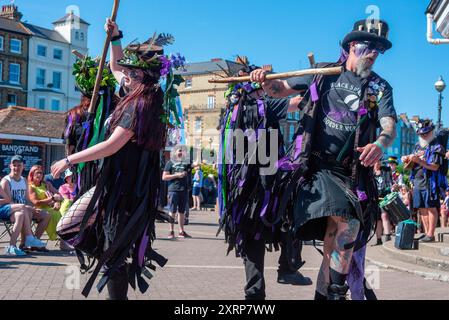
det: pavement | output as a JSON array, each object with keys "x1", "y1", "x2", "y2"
[{"x1": 0, "y1": 209, "x2": 448, "y2": 300}]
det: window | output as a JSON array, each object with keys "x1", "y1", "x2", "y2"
[
  {"x1": 10, "y1": 39, "x2": 22, "y2": 54},
  {"x1": 53, "y1": 48, "x2": 63, "y2": 60},
  {"x1": 80, "y1": 32, "x2": 84, "y2": 41},
  {"x1": 53, "y1": 71, "x2": 62, "y2": 89},
  {"x1": 7, "y1": 94, "x2": 17, "y2": 107},
  {"x1": 207, "y1": 96, "x2": 215, "y2": 109},
  {"x1": 38, "y1": 97, "x2": 45, "y2": 110},
  {"x1": 36, "y1": 68, "x2": 46, "y2": 87},
  {"x1": 51, "y1": 99, "x2": 60, "y2": 111},
  {"x1": 185, "y1": 78, "x2": 192, "y2": 88},
  {"x1": 75, "y1": 31, "x2": 79, "y2": 41},
  {"x1": 37, "y1": 45, "x2": 47, "y2": 57},
  {"x1": 9, "y1": 63, "x2": 20, "y2": 84},
  {"x1": 0, "y1": 36, "x2": 4, "y2": 51},
  {"x1": 195, "y1": 117, "x2": 202, "y2": 133},
  {"x1": 0, "y1": 61, "x2": 2, "y2": 81}
]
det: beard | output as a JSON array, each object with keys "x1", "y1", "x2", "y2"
[
  {"x1": 355, "y1": 57, "x2": 373, "y2": 79},
  {"x1": 418, "y1": 132, "x2": 435, "y2": 148}
]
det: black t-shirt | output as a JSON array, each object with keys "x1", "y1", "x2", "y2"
[
  {"x1": 288, "y1": 70, "x2": 396, "y2": 157},
  {"x1": 412, "y1": 140, "x2": 444, "y2": 190},
  {"x1": 164, "y1": 160, "x2": 191, "y2": 192}
]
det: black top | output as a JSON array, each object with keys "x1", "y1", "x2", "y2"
[
  {"x1": 164, "y1": 161, "x2": 191, "y2": 192},
  {"x1": 288, "y1": 70, "x2": 396, "y2": 157}
]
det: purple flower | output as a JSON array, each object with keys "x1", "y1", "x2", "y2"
[{"x1": 160, "y1": 55, "x2": 172, "y2": 76}]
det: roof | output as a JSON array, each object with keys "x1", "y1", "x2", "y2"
[
  {"x1": 22, "y1": 23, "x2": 68, "y2": 43},
  {"x1": 0, "y1": 16, "x2": 30, "y2": 35},
  {"x1": 52, "y1": 13, "x2": 90, "y2": 26},
  {"x1": 0, "y1": 106, "x2": 66, "y2": 139},
  {"x1": 176, "y1": 59, "x2": 244, "y2": 76}
]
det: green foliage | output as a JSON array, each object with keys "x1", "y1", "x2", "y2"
[
  {"x1": 192, "y1": 163, "x2": 218, "y2": 179},
  {"x1": 72, "y1": 56, "x2": 117, "y2": 95}
]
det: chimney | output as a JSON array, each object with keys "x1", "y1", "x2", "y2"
[
  {"x1": 211, "y1": 58, "x2": 222, "y2": 62},
  {"x1": 235, "y1": 56, "x2": 249, "y2": 65},
  {"x1": 0, "y1": 5, "x2": 23, "y2": 21}
]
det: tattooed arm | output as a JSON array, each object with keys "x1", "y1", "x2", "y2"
[
  {"x1": 377, "y1": 116, "x2": 397, "y2": 149},
  {"x1": 358, "y1": 116, "x2": 397, "y2": 167}
]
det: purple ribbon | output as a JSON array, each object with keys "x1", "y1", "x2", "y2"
[
  {"x1": 357, "y1": 189, "x2": 368, "y2": 202},
  {"x1": 358, "y1": 105, "x2": 368, "y2": 116},
  {"x1": 64, "y1": 114, "x2": 73, "y2": 139},
  {"x1": 294, "y1": 135, "x2": 303, "y2": 159},
  {"x1": 257, "y1": 99, "x2": 265, "y2": 117},
  {"x1": 231, "y1": 104, "x2": 239, "y2": 124},
  {"x1": 138, "y1": 226, "x2": 150, "y2": 268},
  {"x1": 310, "y1": 82, "x2": 319, "y2": 103},
  {"x1": 259, "y1": 191, "x2": 271, "y2": 218}
]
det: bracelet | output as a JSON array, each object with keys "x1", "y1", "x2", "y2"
[
  {"x1": 111, "y1": 30, "x2": 123, "y2": 41},
  {"x1": 373, "y1": 141, "x2": 387, "y2": 153},
  {"x1": 65, "y1": 157, "x2": 72, "y2": 167},
  {"x1": 111, "y1": 40, "x2": 121, "y2": 46}
]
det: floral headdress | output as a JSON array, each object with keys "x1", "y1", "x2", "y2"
[{"x1": 117, "y1": 33, "x2": 187, "y2": 126}]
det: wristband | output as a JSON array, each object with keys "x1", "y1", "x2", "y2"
[
  {"x1": 111, "y1": 30, "x2": 123, "y2": 41},
  {"x1": 111, "y1": 40, "x2": 122, "y2": 46},
  {"x1": 65, "y1": 157, "x2": 72, "y2": 167},
  {"x1": 373, "y1": 141, "x2": 387, "y2": 153}
]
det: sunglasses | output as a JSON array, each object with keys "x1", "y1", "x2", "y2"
[{"x1": 355, "y1": 41, "x2": 386, "y2": 54}]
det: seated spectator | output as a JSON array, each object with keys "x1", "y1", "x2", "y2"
[
  {"x1": 0, "y1": 155, "x2": 49, "y2": 252},
  {"x1": 28, "y1": 165, "x2": 63, "y2": 243},
  {"x1": 0, "y1": 180, "x2": 46, "y2": 256}
]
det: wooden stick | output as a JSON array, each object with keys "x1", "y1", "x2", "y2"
[
  {"x1": 71, "y1": 49, "x2": 86, "y2": 60},
  {"x1": 208, "y1": 66, "x2": 343, "y2": 84},
  {"x1": 308, "y1": 53, "x2": 316, "y2": 67},
  {"x1": 88, "y1": 0, "x2": 120, "y2": 113}
]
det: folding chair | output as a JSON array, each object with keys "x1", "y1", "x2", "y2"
[{"x1": 0, "y1": 218, "x2": 13, "y2": 241}]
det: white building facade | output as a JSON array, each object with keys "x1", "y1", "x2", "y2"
[{"x1": 25, "y1": 13, "x2": 89, "y2": 112}]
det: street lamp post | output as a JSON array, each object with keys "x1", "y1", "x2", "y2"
[{"x1": 435, "y1": 76, "x2": 446, "y2": 130}]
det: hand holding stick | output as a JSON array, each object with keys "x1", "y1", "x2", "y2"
[{"x1": 208, "y1": 66, "x2": 343, "y2": 84}]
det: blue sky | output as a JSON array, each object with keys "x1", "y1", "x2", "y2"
[{"x1": 11, "y1": 0, "x2": 449, "y2": 125}]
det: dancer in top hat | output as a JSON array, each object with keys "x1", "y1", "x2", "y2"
[{"x1": 251, "y1": 19, "x2": 398, "y2": 300}]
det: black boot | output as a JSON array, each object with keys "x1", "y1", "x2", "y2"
[{"x1": 327, "y1": 284, "x2": 349, "y2": 300}]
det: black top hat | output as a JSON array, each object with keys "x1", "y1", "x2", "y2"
[
  {"x1": 416, "y1": 119, "x2": 435, "y2": 135},
  {"x1": 341, "y1": 19, "x2": 393, "y2": 52}
]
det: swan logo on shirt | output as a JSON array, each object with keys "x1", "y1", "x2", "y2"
[{"x1": 320, "y1": 76, "x2": 362, "y2": 132}]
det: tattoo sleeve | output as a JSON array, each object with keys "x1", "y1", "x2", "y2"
[
  {"x1": 265, "y1": 80, "x2": 286, "y2": 97},
  {"x1": 377, "y1": 117, "x2": 397, "y2": 149}
]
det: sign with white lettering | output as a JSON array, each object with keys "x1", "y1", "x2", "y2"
[{"x1": 0, "y1": 140, "x2": 44, "y2": 176}]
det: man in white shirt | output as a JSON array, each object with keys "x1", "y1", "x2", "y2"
[{"x1": 0, "y1": 155, "x2": 50, "y2": 252}]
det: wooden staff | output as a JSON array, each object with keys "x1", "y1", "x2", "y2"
[
  {"x1": 88, "y1": 0, "x2": 120, "y2": 113},
  {"x1": 308, "y1": 52, "x2": 316, "y2": 67},
  {"x1": 208, "y1": 66, "x2": 343, "y2": 84}
]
